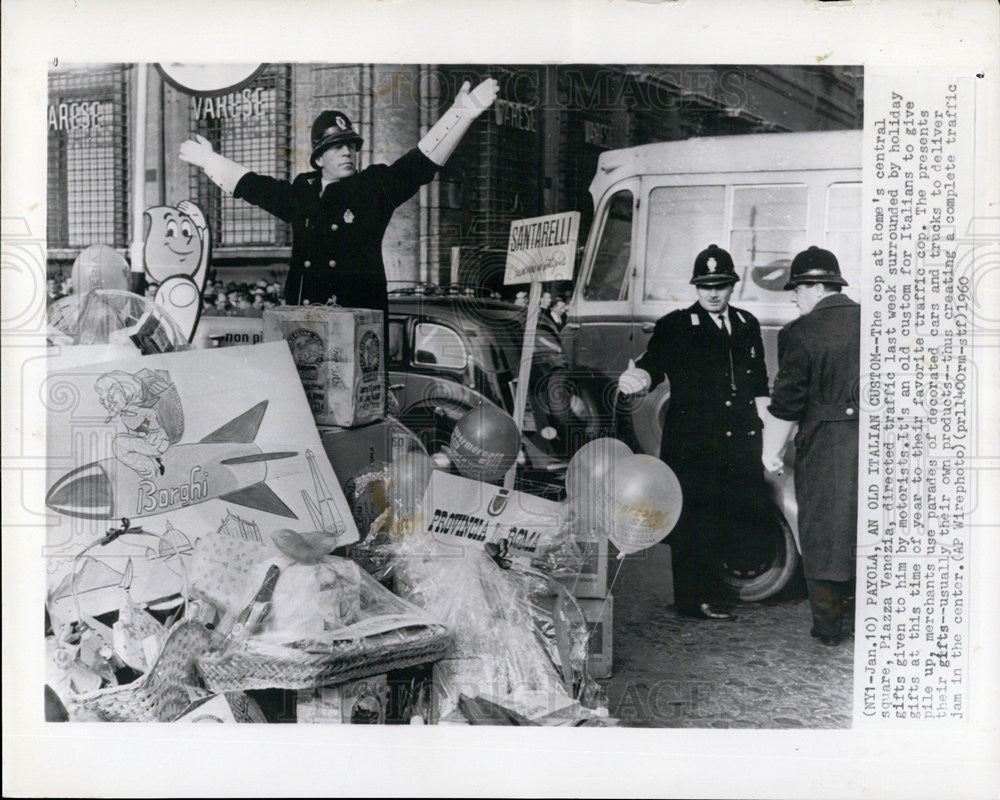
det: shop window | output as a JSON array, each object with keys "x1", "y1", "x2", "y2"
[
  {"x1": 825, "y1": 182, "x2": 862, "y2": 293},
  {"x1": 413, "y1": 323, "x2": 467, "y2": 369},
  {"x1": 584, "y1": 189, "x2": 633, "y2": 302},
  {"x1": 644, "y1": 185, "x2": 725, "y2": 302},
  {"x1": 47, "y1": 65, "x2": 131, "y2": 250},
  {"x1": 189, "y1": 64, "x2": 293, "y2": 249},
  {"x1": 730, "y1": 184, "x2": 808, "y2": 305}
]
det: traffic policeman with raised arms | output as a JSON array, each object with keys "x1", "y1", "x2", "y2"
[
  {"x1": 179, "y1": 78, "x2": 499, "y2": 323},
  {"x1": 619, "y1": 245, "x2": 773, "y2": 620}
]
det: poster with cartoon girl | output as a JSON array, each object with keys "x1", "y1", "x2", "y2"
[{"x1": 94, "y1": 368, "x2": 184, "y2": 479}]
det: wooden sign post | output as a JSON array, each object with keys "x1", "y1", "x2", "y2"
[{"x1": 502, "y1": 211, "x2": 580, "y2": 489}]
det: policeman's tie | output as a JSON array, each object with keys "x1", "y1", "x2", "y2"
[
  {"x1": 719, "y1": 313, "x2": 736, "y2": 392},
  {"x1": 717, "y1": 313, "x2": 730, "y2": 338}
]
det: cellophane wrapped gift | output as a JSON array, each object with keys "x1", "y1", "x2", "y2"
[
  {"x1": 387, "y1": 532, "x2": 609, "y2": 724},
  {"x1": 195, "y1": 530, "x2": 451, "y2": 692}
]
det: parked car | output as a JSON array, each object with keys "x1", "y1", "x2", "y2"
[
  {"x1": 386, "y1": 287, "x2": 603, "y2": 496},
  {"x1": 561, "y1": 129, "x2": 863, "y2": 600},
  {"x1": 193, "y1": 289, "x2": 603, "y2": 496}
]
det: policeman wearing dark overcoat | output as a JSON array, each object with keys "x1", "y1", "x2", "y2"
[
  {"x1": 634, "y1": 245, "x2": 772, "y2": 618},
  {"x1": 233, "y1": 111, "x2": 439, "y2": 314},
  {"x1": 767, "y1": 246, "x2": 860, "y2": 643}
]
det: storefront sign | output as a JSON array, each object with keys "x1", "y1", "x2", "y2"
[
  {"x1": 193, "y1": 88, "x2": 266, "y2": 120},
  {"x1": 493, "y1": 99, "x2": 538, "y2": 132},
  {"x1": 155, "y1": 63, "x2": 266, "y2": 96},
  {"x1": 48, "y1": 101, "x2": 102, "y2": 131},
  {"x1": 421, "y1": 471, "x2": 563, "y2": 559},
  {"x1": 583, "y1": 119, "x2": 613, "y2": 148},
  {"x1": 504, "y1": 211, "x2": 580, "y2": 285}
]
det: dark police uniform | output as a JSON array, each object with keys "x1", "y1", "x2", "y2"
[
  {"x1": 232, "y1": 148, "x2": 439, "y2": 313},
  {"x1": 769, "y1": 291, "x2": 860, "y2": 640},
  {"x1": 636, "y1": 299, "x2": 771, "y2": 614}
]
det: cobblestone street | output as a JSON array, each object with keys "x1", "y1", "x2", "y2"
[{"x1": 598, "y1": 545, "x2": 854, "y2": 728}]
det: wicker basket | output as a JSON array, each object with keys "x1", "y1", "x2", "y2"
[
  {"x1": 197, "y1": 624, "x2": 451, "y2": 692},
  {"x1": 67, "y1": 620, "x2": 211, "y2": 722}
]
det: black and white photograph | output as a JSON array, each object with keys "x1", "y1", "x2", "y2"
[{"x1": 3, "y1": 2, "x2": 999, "y2": 798}]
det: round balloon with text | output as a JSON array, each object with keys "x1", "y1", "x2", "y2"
[
  {"x1": 449, "y1": 404, "x2": 520, "y2": 483},
  {"x1": 602, "y1": 454, "x2": 683, "y2": 555}
]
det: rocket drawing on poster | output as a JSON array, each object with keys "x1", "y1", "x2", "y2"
[{"x1": 45, "y1": 384, "x2": 298, "y2": 519}]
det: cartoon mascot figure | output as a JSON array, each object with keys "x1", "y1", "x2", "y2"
[{"x1": 143, "y1": 200, "x2": 210, "y2": 342}]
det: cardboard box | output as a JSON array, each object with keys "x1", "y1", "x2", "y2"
[
  {"x1": 579, "y1": 595, "x2": 613, "y2": 679},
  {"x1": 320, "y1": 419, "x2": 425, "y2": 532},
  {"x1": 552, "y1": 533, "x2": 608, "y2": 599},
  {"x1": 296, "y1": 674, "x2": 388, "y2": 724},
  {"x1": 263, "y1": 306, "x2": 384, "y2": 428}
]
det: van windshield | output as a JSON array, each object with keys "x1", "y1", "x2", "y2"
[
  {"x1": 643, "y1": 181, "x2": 861, "y2": 306},
  {"x1": 583, "y1": 189, "x2": 632, "y2": 302}
]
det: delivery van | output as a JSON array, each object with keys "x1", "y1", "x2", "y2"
[{"x1": 562, "y1": 129, "x2": 862, "y2": 599}]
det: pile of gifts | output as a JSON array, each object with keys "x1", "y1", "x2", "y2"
[{"x1": 43, "y1": 294, "x2": 613, "y2": 725}]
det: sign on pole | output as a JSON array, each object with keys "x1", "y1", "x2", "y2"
[
  {"x1": 504, "y1": 211, "x2": 580, "y2": 285},
  {"x1": 502, "y1": 211, "x2": 580, "y2": 490}
]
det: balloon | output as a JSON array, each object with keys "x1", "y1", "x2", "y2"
[
  {"x1": 449, "y1": 404, "x2": 520, "y2": 483},
  {"x1": 72, "y1": 245, "x2": 130, "y2": 294},
  {"x1": 601, "y1": 454, "x2": 683, "y2": 555},
  {"x1": 565, "y1": 437, "x2": 633, "y2": 500},
  {"x1": 386, "y1": 451, "x2": 435, "y2": 516}
]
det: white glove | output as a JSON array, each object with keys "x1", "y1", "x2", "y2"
[
  {"x1": 178, "y1": 134, "x2": 215, "y2": 169},
  {"x1": 761, "y1": 410, "x2": 795, "y2": 475},
  {"x1": 419, "y1": 78, "x2": 499, "y2": 166},
  {"x1": 618, "y1": 359, "x2": 652, "y2": 395},
  {"x1": 762, "y1": 452, "x2": 784, "y2": 475},
  {"x1": 179, "y1": 134, "x2": 249, "y2": 195},
  {"x1": 453, "y1": 78, "x2": 500, "y2": 118}
]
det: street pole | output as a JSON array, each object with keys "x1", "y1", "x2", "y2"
[{"x1": 129, "y1": 63, "x2": 148, "y2": 289}]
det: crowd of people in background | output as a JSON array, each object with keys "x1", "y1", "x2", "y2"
[
  {"x1": 198, "y1": 278, "x2": 284, "y2": 317},
  {"x1": 46, "y1": 271, "x2": 286, "y2": 319},
  {"x1": 46, "y1": 275, "x2": 74, "y2": 305},
  {"x1": 511, "y1": 286, "x2": 571, "y2": 330},
  {"x1": 50, "y1": 267, "x2": 572, "y2": 328}
]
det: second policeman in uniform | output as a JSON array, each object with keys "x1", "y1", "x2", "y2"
[{"x1": 619, "y1": 245, "x2": 773, "y2": 620}]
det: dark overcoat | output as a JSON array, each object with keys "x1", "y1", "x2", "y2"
[
  {"x1": 636, "y1": 301, "x2": 771, "y2": 608},
  {"x1": 233, "y1": 148, "x2": 439, "y2": 311},
  {"x1": 768, "y1": 293, "x2": 860, "y2": 582},
  {"x1": 637, "y1": 301, "x2": 769, "y2": 477}
]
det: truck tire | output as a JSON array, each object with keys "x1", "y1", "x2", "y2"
[
  {"x1": 722, "y1": 503, "x2": 799, "y2": 602},
  {"x1": 629, "y1": 381, "x2": 671, "y2": 456}
]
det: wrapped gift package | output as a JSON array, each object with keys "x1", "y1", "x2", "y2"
[
  {"x1": 296, "y1": 675, "x2": 388, "y2": 724},
  {"x1": 551, "y1": 533, "x2": 608, "y2": 599},
  {"x1": 578, "y1": 596, "x2": 614, "y2": 679},
  {"x1": 263, "y1": 305, "x2": 385, "y2": 427},
  {"x1": 319, "y1": 418, "x2": 425, "y2": 532}
]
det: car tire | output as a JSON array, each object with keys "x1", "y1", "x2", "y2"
[
  {"x1": 398, "y1": 399, "x2": 469, "y2": 462},
  {"x1": 722, "y1": 503, "x2": 800, "y2": 602},
  {"x1": 531, "y1": 368, "x2": 603, "y2": 456}
]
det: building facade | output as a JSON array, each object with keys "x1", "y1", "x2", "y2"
[{"x1": 47, "y1": 63, "x2": 862, "y2": 296}]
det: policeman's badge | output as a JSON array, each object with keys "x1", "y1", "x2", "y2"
[
  {"x1": 707, "y1": 257, "x2": 717, "y2": 272},
  {"x1": 336, "y1": 115, "x2": 348, "y2": 130},
  {"x1": 344, "y1": 209, "x2": 354, "y2": 223}
]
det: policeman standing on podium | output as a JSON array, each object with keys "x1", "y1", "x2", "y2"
[
  {"x1": 618, "y1": 245, "x2": 773, "y2": 620},
  {"x1": 179, "y1": 77, "x2": 499, "y2": 330}
]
